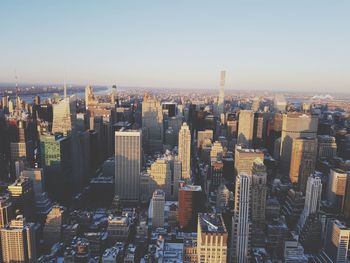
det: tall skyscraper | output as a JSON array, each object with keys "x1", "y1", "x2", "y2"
[
  {"x1": 324, "y1": 219, "x2": 350, "y2": 263},
  {"x1": 327, "y1": 168, "x2": 348, "y2": 207},
  {"x1": 280, "y1": 113, "x2": 318, "y2": 171},
  {"x1": 7, "y1": 177, "x2": 35, "y2": 222},
  {"x1": 178, "y1": 123, "x2": 191, "y2": 180},
  {"x1": 52, "y1": 95, "x2": 77, "y2": 135},
  {"x1": 39, "y1": 134, "x2": 73, "y2": 203},
  {"x1": 146, "y1": 156, "x2": 181, "y2": 201},
  {"x1": 115, "y1": 129, "x2": 142, "y2": 201},
  {"x1": 178, "y1": 185, "x2": 202, "y2": 230},
  {"x1": 0, "y1": 195, "x2": 13, "y2": 228},
  {"x1": 342, "y1": 175, "x2": 350, "y2": 223},
  {"x1": 217, "y1": 70, "x2": 226, "y2": 116},
  {"x1": 231, "y1": 174, "x2": 251, "y2": 263},
  {"x1": 298, "y1": 174, "x2": 322, "y2": 229},
  {"x1": 237, "y1": 110, "x2": 254, "y2": 148},
  {"x1": 251, "y1": 159, "x2": 267, "y2": 224},
  {"x1": 289, "y1": 137, "x2": 317, "y2": 192},
  {"x1": 317, "y1": 135, "x2": 337, "y2": 159},
  {"x1": 197, "y1": 213, "x2": 228, "y2": 263},
  {"x1": 197, "y1": 130, "x2": 213, "y2": 149},
  {"x1": 234, "y1": 145, "x2": 264, "y2": 176},
  {"x1": 21, "y1": 168, "x2": 45, "y2": 197},
  {"x1": 43, "y1": 205, "x2": 67, "y2": 249},
  {"x1": 148, "y1": 189, "x2": 165, "y2": 229},
  {"x1": 142, "y1": 93, "x2": 163, "y2": 152},
  {"x1": 85, "y1": 85, "x2": 98, "y2": 110},
  {"x1": 0, "y1": 215, "x2": 37, "y2": 263}
]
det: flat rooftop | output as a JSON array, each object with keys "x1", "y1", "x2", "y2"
[{"x1": 198, "y1": 213, "x2": 227, "y2": 234}]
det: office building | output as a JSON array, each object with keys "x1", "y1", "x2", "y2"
[
  {"x1": 148, "y1": 189, "x2": 165, "y2": 229},
  {"x1": 251, "y1": 159, "x2": 267, "y2": 224},
  {"x1": 146, "y1": 156, "x2": 181, "y2": 201},
  {"x1": 327, "y1": 168, "x2": 347, "y2": 207},
  {"x1": 210, "y1": 141, "x2": 223, "y2": 163},
  {"x1": 197, "y1": 213, "x2": 228, "y2": 263},
  {"x1": 234, "y1": 145, "x2": 264, "y2": 176},
  {"x1": 342, "y1": 175, "x2": 350, "y2": 223},
  {"x1": 85, "y1": 85, "x2": 98, "y2": 110},
  {"x1": 317, "y1": 135, "x2": 337, "y2": 159},
  {"x1": 0, "y1": 215, "x2": 36, "y2": 263},
  {"x1": 142, "y1": 93, "x2": 163, "y2": 151},
  {"x1": 324, "y1": 219, "x2": 350, "y2": 263},
  {"x1": 231, "y1": 174, "x2": 251, "y2": 263},
  {"x1": 7, "y1": 177, "x2": 35, "y2": 221},
  {"x1": 280, "y1": 113, "x2": 318, "y2": 171},
  {"x1": 115, "y1": 129, "x2": 142, "y2": 201},
  {"x1": 0, "y1": 195, "x2": 13, "y2": 228},
  {"x1": 289, "y1": 137, "x2": 317, "y2": 192},
  {"x1": 52, "y1": 95, "x2": 77, "y2": 135},
  {"x1": 298, "y1": 174, "x2": 322, "y2": 230},
  {"x1": 107, "y1": 215, "x2": 130, "y2": 242},
  {"x1": 178, "y1": 185, "x2": 202, "y2": 230},
  {"x1": 20, "y1": 168, "x2": 45, "y2": 197},
  {"x1": 178, "y1": 123, "x2": 191, "y2": 180},
  {"x1": 197, "y1": 130, "x2": 213, "y2": 149},
  {"x1": 237, "y1": 110, "x2": 254, "y2": 148},
  {"x1": 43, "y1": 205, "x2": 67, "y2": 249}
]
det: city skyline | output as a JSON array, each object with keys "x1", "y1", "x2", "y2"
[{"x1": 1, "y1": 0, "x2": 350, "y2": 92}]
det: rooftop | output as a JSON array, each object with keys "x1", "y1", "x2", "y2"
[{"x1": 198, "y1": 213, "x2": 227, "y2": 234}]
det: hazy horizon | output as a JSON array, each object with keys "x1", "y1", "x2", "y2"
[{"x1": 1, "y1": 1, "x2": 349, "y2": 92}]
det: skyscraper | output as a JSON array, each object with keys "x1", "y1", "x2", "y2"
[
  {"x1": 146, "y1": 156, "x2": 181, "y2": 201},
  {"x1": 317, "y1": 135, "x2": 337, "y2": 159},
  {"x1": 178, "y1": 185, "x2": 202, "y2": 230},
  {"x1": 217, "y1": 70, "x2": 226, "y2": 116},
  {"x1": 0, "y1": 195, "x2": 13, "y2": 228},
  {"x1": 7, "y1": 177, "x2": 35, "y2": 222},
  {"x1": 231, "y1": 174, "x2": 251, "y2": 263},
  {"x1": 237, "y1": 110, "x2": 254, "y2": 148},
  {"x1": 327, "y1": 168, "x2": 348, "y2": 207},
  {"x1": 280, "y1": 113, "x2": 318, "y2": 171},
  {"x1": 298, "y1": 173, "x2": 322, "y2": 229},
  {"x1": 234, "y1": 145, "x2": 264, "y2": 176},
  {"x1": 324, "y1": 219, "x2": 350, "y2": 263},
  {"x1": 251, "y1": 159, "x2": 267, "y2": 224},
  {"x1": 85, "y1": 85, "x2": 98, "y2": 110},
  {"x1": 115, "y1": 129, "x2": 142, "y2": 201},
  {"x1": 0, "y1": 215, "x2": 37, "y2": 263},
  {"x1": 43, "y1": 205, "x2": 67, "y2": 249},
  {"x1": 289, "y1": 137, "x2": 317, "y2": 192},
  {"x1": 142, "y1": 93, "x2": 163, "y2": 151},
  {"x1": 178, "y1": 123, "x2": 191, "y2": 180},
  {"x1": 148, "y1": 189, "x2": 165, "y2": 229},
  {"x1": 52, "y1": 95, "x2": 77, "y2": 135},
  {"x1": 197, "y1": 213, "x2": 228, "y2": 263}
]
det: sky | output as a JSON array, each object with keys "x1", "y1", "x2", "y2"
[{"x1": 0, "y1": 0, "x2": 349, "y2": 92}]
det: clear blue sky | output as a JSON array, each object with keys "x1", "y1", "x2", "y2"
[{"x1": 1, "y1": 0, "x2": 349, "y2": 92}]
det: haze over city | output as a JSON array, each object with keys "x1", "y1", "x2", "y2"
[{"x1": 1, "y1": 0, "x2": 350, "y2": 92}]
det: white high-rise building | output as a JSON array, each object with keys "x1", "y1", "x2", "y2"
[
  {"x1": 115, "y1": 129, "x2": 142, "y2": 201},
  {"x1": 298, "y1": 173, "x2": 322, "y2": 230},
  {"x1": 148, "y1": 189, "x2": 165, "y2": 229},
  {"x1": 237, "y1": 110, "x2": 254, "y2": 148},
  {"x1": 178, "y1": 123, "x2": 191, "y2": 180},
  {"x1": 231, "y1": 174, "x2": 251, "y2": 263}
]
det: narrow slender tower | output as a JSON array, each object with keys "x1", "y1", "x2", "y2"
[{"x1": 218, "y1": 70, "x2": 226, "y2": 115}]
